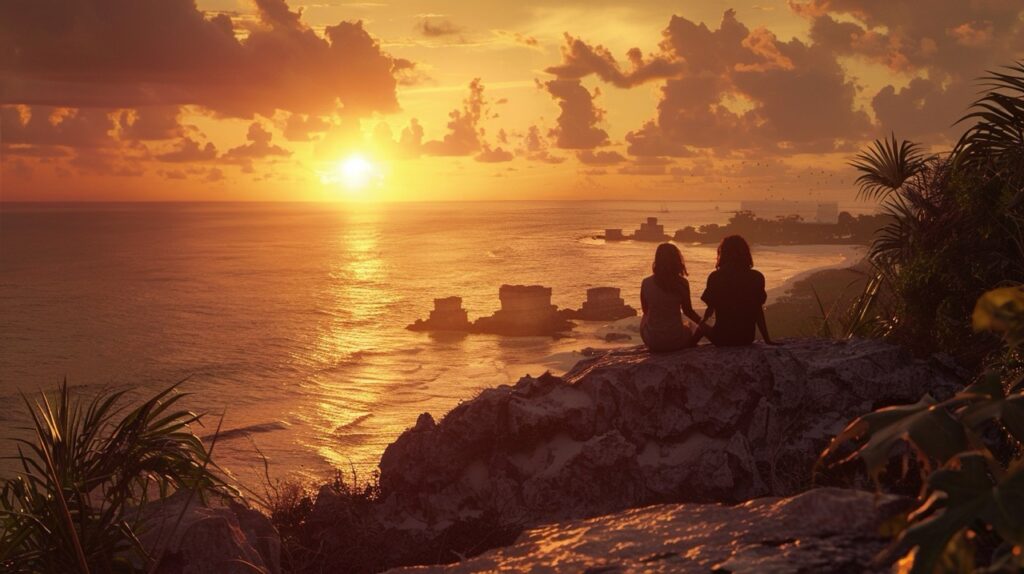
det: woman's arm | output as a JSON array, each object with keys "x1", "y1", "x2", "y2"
[
  {"x1": 640, "y1": 286, "x2": 648, "y2": 314},
  {"x1": 680, "y1": 281, "x2": 703, "y2": 325},
  {"x1": 755, "y1": 307, "x2": 779, "y2": 344}
]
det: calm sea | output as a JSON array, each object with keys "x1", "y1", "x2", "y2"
[{"x1": 0, "y1": 201, "x2": 866, "y2": 486}]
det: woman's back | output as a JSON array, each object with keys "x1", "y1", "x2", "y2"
[
  {"x1": 641, "y1": 275, "x2": 692, "y2": 351},
  {"x1": 700, "y1": 266, "x2": 767, "y2": 345}
]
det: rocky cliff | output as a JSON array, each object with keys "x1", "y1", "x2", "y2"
[
  {"x1": 376, "y1": 339, "x2": 963, "y2": 530},
  {"x1": 385, "y1": 488, "x2": 910, "y2": 573}
]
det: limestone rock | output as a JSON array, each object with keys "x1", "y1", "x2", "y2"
[
  {"x1": 473, "y1": 284, "x2": 574, "y2": 336},
  {"x1": 141, "y1": 492, "x2": 281, "y2": 574},
  {"x1": 408, "y1": 297, "x2": 472, "y2": 332},
  {"x1": 384, "y1": 488, "x2": 909, "y2": 573},
  {"x1": 377, "y1": 339, "x2": 962, "y2": 530},
  {"x1": 563, "y1": 287, "x2": 638, "y2": 321}
]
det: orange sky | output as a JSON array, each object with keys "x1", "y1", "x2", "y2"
[{"x1": 1, "y1": 0, "x2": 1022, "y2": 202}]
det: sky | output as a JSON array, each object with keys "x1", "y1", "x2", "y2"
[{"x1": 1, "y1": 0, "x2": 1022, "y2": 202}]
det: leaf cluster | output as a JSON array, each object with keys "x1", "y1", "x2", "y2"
[{"x1": 0, "y1": 382, "x2": 229, "y2": 573}]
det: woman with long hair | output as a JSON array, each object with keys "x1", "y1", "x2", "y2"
[
  {"x1": 692, "y1": 235, "x2": 776, "y2": 346},
  {"x1": 640, "y1": 243, "x2": 703, "y2": 352}
]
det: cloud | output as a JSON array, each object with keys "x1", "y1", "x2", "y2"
[
  {"x1": 624, "y1": 120, "x2": 692, "y2": 157},
  {"x1": 791, "y1": 0, "x2": 1024, "y2": 139},
  {"x1": 118, "y1": 107, "x2": 183, "y2": 141},
  {"x1": 520, "y1": 125, "x2": 565, "y2": 164},
  {"x1": 576, "y1": 149, "x2": 625, "y2": 165},
  {"x1": 0, "y1": 0, "x2": 406, "y2": 117},
  {"x1": 543, "y1": 79, "x2": 609, "y2": 149},
  {"x1": 545, "y1": 34, "x2": 684, "y2": 88},
  {"x1": 1, "y1": 106, "x2": 116, "y2": 148},
  {"x1": 282, "y1": 113, "x2": 331, "y2": 142},
  {"x1": 157, "y1": 137, "x2": 218, "y2": 163},
  {"x1": 423, "y1": 79, "x2": 486, "y2": 156},
  {"x1": 418, "y1": 18, "x2": 462, "y2": 37},
  {"x1": 546, "y1": 9, "x2": 871, "y2": 156},
  {"x1": 475, "y1": 145, "x2": 514, "y2": 163},
  {"x1": 225, "y1": 122, "x2": 291, "y2": 159}
]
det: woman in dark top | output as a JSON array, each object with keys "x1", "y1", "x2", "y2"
[
  {"x1": 692, "y1": 235, "x2": 776, "y2": 346},
  {"x1": 641, "y1": 243, "x2": 703, "y2": 352}
]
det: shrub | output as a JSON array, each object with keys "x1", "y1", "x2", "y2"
[
  {"x1": 848, "y1": 63, "x2": 1024, "y2": 365},
  {"x1": 820, "y1": 286, "x2": 1024, "y2": 573},
  {"x1": 0, "y1": 382, "x2": 228, "y2": 573}
]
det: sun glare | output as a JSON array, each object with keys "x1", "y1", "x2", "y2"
[{"x1": 322, "y1": 153, "x2": 381, "y2": 197}]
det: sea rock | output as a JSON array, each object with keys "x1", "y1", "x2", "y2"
[
  {"x1": 563, "y1": 287, "x2": 638, "y2": 321},
  {"x1": 377, "y1": 338, "x2": 962, "y2": 530},
  {"x1": 385, "y1": 488, "x2": 909, "y2": 573},
  {"x1": 472, "y1": 284, "x2": 574, "y2": 336},
  {"x1": 141, "y1": 492, "x2": 281, "y2": 574},
  {"x1": 408, "y1": 296, "x2": 473, "y2": 332}
]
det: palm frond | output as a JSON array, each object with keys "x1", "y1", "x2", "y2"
[{"x1": 849, "y1": 134, "x2": 927, "y2": 200}]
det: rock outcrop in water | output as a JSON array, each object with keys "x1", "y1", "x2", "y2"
[
  {"x1": 407, "y1": 296, "x2": 473, "y2": 332},
  {"x1": 472, "y1": 284, "x2": 574, "y2": 336},
  {"x1": 385, "y1": 488, "x2": 909, "y2": 573},
  {"x1": 376, "y1": 339, "x2": 962, "y2": 529},
  {"x1": 562, "y1": 287, "x2": 637, "y2": 321}
]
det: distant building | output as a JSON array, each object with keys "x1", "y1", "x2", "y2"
[
  {"x1": 604, "y1": 229, "x2": 625, "y2": 241},
  {"x1": 633, "y1": 217, "x2": 670, "y2": 242}
]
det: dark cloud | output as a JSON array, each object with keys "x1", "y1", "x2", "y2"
[
  {"x1": 545, "y1": 34, "x2": 684, "y2": 88},
  {"x1": 545, "y1": 9, "x2": 872, "y2": 157},
  {"x1": 0, "y1": 0, "x2": 405, "y2": 117},
  {"x1": 118, "y1": 106, "x2": 183, "y2": 141},
  {"x1": 544, "y1": 79, "x2": 609, "y2": 149},
  {"x1": 282, "y1": 113, "x2": 331, "y2": 142},
  {"x1": 423, "y1": 79, "x2": 486, "y2": 156},
  {"x1": 625, "y1": 120, "x2": 693, "y2": 157},
  {"x1": 418, "y1": 17, "x2": 462, "y2": 37},
  {"x1": 1, "y1": 106, "x2": 116, "y2": 148},
  {"x1": 156, "y1": 137, "x2": 218, "y2": 163},
  {"x1": 225, "y1": 122, "x2": 291, "y2": 159},
  {"x1": 576, "y1": 149, "x2": 625, "y2": 165},
  {"x1": 520, "y1": 125, "x2": 565, "y2": 164},
  {"x1": 475, "y1": 145, "x2": 514, "y2": 163},
  {"x1": 792, "y1": 0, "x2": 1024, "y2": 139}
]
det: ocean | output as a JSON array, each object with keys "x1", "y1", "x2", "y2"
[{"x1": 0, "y1": 201, "x2": 866, "y2": 487}]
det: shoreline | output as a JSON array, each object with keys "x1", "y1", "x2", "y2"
[{"x1": 764, "y1": 245, "x2": 867, "y2": 305}]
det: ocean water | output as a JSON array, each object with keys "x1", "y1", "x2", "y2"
[{"x1": 0, "y1": 201, "x2": 865, "y2": 486}]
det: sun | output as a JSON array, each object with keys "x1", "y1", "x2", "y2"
[{"x1": 322, "y1": 153, "x2": 381, "y2": 196}]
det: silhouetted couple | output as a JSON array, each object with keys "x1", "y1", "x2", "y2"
[{"x1": 640, "y1": 236, "x2": 776, "y2": 352}]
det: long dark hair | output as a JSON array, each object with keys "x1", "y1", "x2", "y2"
[
  {"x1": 716, "y1": 235, "x2": 754, "y2": 270},
  {"x1": 652, "y1": 242, "x2": 688, "y2": 294}
]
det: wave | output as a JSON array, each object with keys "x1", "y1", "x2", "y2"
[
  {"x1": 332, "y1": 413, "x2": 372, "y2": 435},
  {"x1": 207, "y1": 420, "x2": 291, "y2": 442}
]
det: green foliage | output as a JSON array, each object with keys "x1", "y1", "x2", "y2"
[
  {"x1": 851, "y1": 134, "x2": 928, "y2": 201},
  {"x1": 820, "y1": 287, "x2": 1024, "y2": 573},
  {"x1": 0, "y1": 382, "x2": 228, "y2": 573},
  {"x1": 847, "y1": 62, "x2": 1024, "y2": 364}
]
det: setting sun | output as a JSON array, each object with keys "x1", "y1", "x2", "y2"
[{"x1": 322, "y1": 153, "x2": 381, "y2": 196}]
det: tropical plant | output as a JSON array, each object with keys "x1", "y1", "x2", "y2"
[
  {"x1": 0, "y1": 382, "x2": 228, "y2": 573},
  {"x1": 820, "y1": 286, "x2": 1024, "y2": 573},
  {"x1": 846, "y1": 62, "x2": 1024, "y2": 364}
]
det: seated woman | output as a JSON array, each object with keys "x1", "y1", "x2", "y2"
[
  {"x1": 692, "y1": 235, "x2": 776, "y2": 346},
  {"x1": 641, "y1": 243, "x2": 703, "y2": 352}
]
